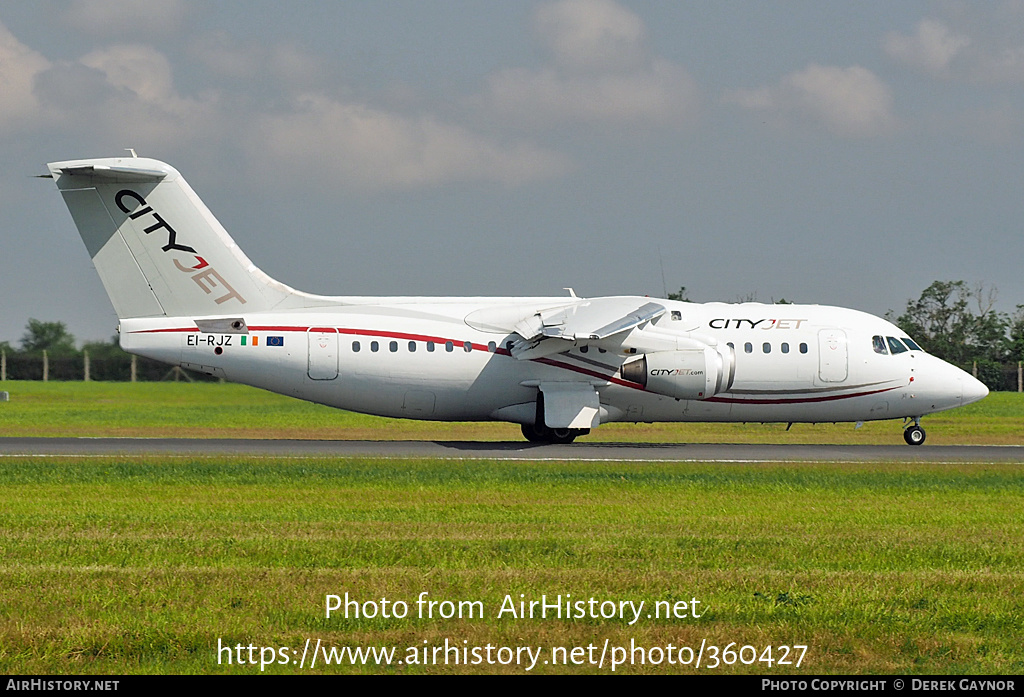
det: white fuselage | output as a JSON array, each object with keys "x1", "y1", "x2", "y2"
[
  {"x1": 46, "y1": 156, "x2": 987, "y2": 441},
  {"x1": 120, "y1": 297, "x2": 984, "y2": 426}
]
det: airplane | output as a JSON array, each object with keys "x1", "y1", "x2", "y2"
[{"x1": 46, "y1": 156, "x2": 988, "y2": 445}]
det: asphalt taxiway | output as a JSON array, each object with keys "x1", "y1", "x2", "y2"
[{"x1": 0, "y1": 438, "x2": 1021, "y2": 462}]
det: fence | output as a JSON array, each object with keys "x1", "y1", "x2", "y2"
[
  {"x1": 968, "y1": 361, "x2": 1023, "y2": 393},
  {"x1": 2, "y1": 350, "x2": 1022, "y2": 391},
  {"x1": 0, "y1": 351, "x2": 219, "y2": 382}
]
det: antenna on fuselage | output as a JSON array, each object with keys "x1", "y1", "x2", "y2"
[{"x1": 658, "y1": 247, "x2": 668, "y2": 298}]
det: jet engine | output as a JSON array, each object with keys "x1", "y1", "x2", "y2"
[{"x1": 619, "y1": 345, "x2": 735, "y2": 400}]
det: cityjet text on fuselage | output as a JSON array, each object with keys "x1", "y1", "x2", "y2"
[{"x1": 708, "y1": 318, "x2": 807, "y2": 330}]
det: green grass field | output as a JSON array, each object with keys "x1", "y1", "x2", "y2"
[
  {"x1": 0, "y1": 382, "x2": 1022, "y2": 674},
  {"x1": 1, "y1": 458, "x2": 1022, "y2": 675}
]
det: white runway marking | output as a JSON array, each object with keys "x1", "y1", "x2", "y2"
[{"x1": 1, "y1": 438, "x2": 1022, "y2": 463}]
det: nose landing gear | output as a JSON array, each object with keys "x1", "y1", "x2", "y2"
[{"x1": 903, "y1": 418, "x2": 926, "y2": 446}]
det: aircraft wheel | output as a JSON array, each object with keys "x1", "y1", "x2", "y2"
[
  {"x1": 521, "y1": 423, "x2": 549, "y2": 443},
  {"x1": 548, "y1": 428, "x2": 578, "y2": 445},
  {"x1": 903, "y1": 425, "x2": 926, "y2": 446},
  {"x1": 520, "y1": 424, "x2": 585, "y2": 444}
]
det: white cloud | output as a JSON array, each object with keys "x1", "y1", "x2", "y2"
[
  {"x1": 485, "y1": 59, "x2": 697, "y2": 128},
  {"x1": 0, "y1": 21, "x2": 50, "y2": 129},
  {"x1": 1, "y1": 12, "x2": 573, "y2": 190},
  {"x1": 481, "y1": 0, "x2": 699, "y2": 128},
  {"x1": 950, "y1": 3, "x2": 1024, "y2": 84},
  {"x1": 188, "y1": 31, "x2": 326, "y2": 90},
  {"x1": 884, "y1": 11, "x2": 1024, "y2": 85},
  {"x1": 0, "y1": 22, "x2": 210, "y2": 146},
  {"x1": 727, "y1": 64, "x2": 897, "y2": 138},
  {"x1": 2, "y1": 21, "x2": 566, "y2": 190},
  {"x1": 62, "y1": 0, "x2": 188, "y2": 36},
  {"x1": 188, "y1": 32, "x2": 258, "y2": 79},
  {"x1": 251, "y1": 95, "x2": 572, "y2": 189},
  {"x1": 885, "y1": 19, "x2": 971, "y2": 75},
  {"x1": 972, "y1": 45, "x2": 1024, "y2": 84},
  {"x1": 535, "y1": 0, "x2": 647, "y2": 73},
  {"x1": 33, "y1": 44, "x2": 224, "y2": 150},
  {"x1": 80, "y1": 45, "x2": 178, "y2": 105}
]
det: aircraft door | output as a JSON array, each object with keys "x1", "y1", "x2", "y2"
[
  {"x1": 817, "y1": 329, "x2": 848, "y2": 383},
  {"x1": 307, "y1": 327, "x2": 339, "y2": 380}
]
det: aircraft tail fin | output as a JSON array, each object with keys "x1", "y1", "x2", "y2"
[{"x1": 49, "y1": 157, "x2": 310, "y2": 319}]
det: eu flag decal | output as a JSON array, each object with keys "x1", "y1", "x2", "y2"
[{"x1": 267, "y1": 336, "x2": 285, "y2": 347}]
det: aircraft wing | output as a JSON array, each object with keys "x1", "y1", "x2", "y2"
[{"x1": 511, "y1": 298, "x2": 666, "y2": 359}]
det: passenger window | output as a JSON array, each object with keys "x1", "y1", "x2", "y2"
[
  {"x1": 872, "y1": 335, "x2": 888, "y2": 355},
  {"x1": 352, "y1": 341, "x2": 360, "y2": 353},
  {"x1": 903, "y1": 337, "x2": 922, "y2": 351},
  {"x1": 427, "y1": 341, "x2": 435, "y2": 352},
  {"x1": 488, "y1": 341, "x2": 496, "y2": 353},
  {"x1": 463, "y1": 341, "x2": 473, "y2": 352},
  {"x1": 408, "y1": 341, "x2": 416, "y2": 352},
  {"x1": 445, "y1": 341, "x2": 454, "y2": 352},
  {"x1": 799, "y1": 343, "x2": 808, "y2": 354},
  {"x1": 389, "y1": 341, "x2": 398, "y2": 352},
  {"x1": 371, "y1": 341, "x2": 379, "y2": 353},
  {"x1": 763, "y1": 342, "x2": 771, "y2": 354},
  {"x1": 887, "y1": 337, "x2": 908, "y2": 355},
  {"x1": 727, "y1": 342, "x2": 734, "y2": 349},
  {"x1": 781, "y1": 342, "x2": 789, "y2": 354},
  {"x1": 744, "y1": 342, "x2": 753, "y2": 354}
]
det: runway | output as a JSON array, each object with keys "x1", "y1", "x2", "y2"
[{"x1": 1, "y1": 438, "x2": 1022, "y2": 462}]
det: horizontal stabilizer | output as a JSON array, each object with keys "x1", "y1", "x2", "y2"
[{"x1": 57, "y1": 163, "x2": 169, "y2": 182}]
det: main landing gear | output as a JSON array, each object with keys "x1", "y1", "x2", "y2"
[
  {"x1": 521, "y1": 423, "x2": 589, "y2": 445},
  {"x1": 903, "y1": 418, "x2": 926, "y2": 446},
  {"x1": 521, "y1": 391, "x2": 590, "y2": 444}
]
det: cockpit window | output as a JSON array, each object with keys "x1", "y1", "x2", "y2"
[
  {"x1": 886, "y1": 337, "x2": 908, "y2": 355},
  {"x1": 872, "y1": 335, "x2": 888, "y2": 355},
  {"x1": 902, "y1": 337, "x2": 922, "y2": 351}
]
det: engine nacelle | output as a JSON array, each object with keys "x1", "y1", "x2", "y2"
[{"x1": 620, "y1": 346, "x2": 734, "y2": 400}]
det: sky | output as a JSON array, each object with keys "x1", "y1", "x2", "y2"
[{"x1": 1, "y1": 0, "x2": 1023, "y2": 344}]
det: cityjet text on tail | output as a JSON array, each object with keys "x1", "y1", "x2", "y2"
[{"x1": 47, "y1": 157, "x2": 987, "y2": 445}]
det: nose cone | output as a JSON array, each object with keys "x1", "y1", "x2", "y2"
[
  {"x1": 961, "y1": 373, "x2": 989, "y2": 407},
  {"x1": 913, "y1": 355, "x2": 989, "y2": 413}
]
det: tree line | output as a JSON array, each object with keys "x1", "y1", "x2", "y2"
[
  {"x1": 666, "y1": 280, "x2": 1022, "y2": 390},
  {"x1": 0, "y1": 319, "x2": 213, "y2": 382},
  {"x1": 3, "y1": 280, "x2": 1023, "y2": 388},
  {"x1": 885, "y1": 280, "x2": 1024, "y2": 391}
]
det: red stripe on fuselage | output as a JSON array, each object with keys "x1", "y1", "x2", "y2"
[
  {"x1": 131, "y1": 324, "x2": 903, "y2": 405},
  {"x1": 135, "y1": 327, "x2": 200, "y2": 333},
  {"x1": 706, "y1": 385, "x2": 902, "y2": 405}
]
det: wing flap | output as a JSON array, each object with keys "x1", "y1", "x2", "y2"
[
  {"x1": 510, "y1": 297, "x2": 667, "y2": 359},
  {"x1": 585, "y1": 301, "x2": 666, "y2": 340}
]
